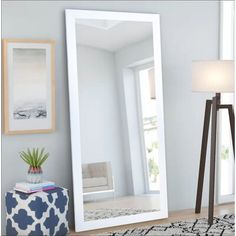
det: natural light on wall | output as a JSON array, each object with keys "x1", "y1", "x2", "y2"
[{"x1": 218, "y1": 0, "x2": 235, "y2": 202}]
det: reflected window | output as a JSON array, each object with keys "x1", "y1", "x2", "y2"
[
  {"x1": 137, "y1": 67, "x2": 159, "y2": 192},
  {"x1": 218, "y1": 94, "x2": 235, "y2": 200}
]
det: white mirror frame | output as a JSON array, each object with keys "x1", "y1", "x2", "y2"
[{"x1": 65, "y1": 9, "x2": 168, "y2": 232}]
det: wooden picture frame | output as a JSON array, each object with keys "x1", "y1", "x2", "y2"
[{"x1": 3, "y1": 39, "x2": 55, "y2": 134}]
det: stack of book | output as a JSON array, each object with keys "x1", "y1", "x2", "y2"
[{"x1": 14, "y1": 181, "x2": 56, "y2": 194}]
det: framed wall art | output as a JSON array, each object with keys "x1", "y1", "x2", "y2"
[{"x1": 3, "y1": 39, "x2": 55, "y2": 134}]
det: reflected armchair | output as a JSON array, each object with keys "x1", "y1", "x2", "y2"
[{"x1": 82, "y1": 162, "x2": 115, "y2": 196}]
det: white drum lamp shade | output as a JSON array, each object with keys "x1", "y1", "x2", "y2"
[{"x1": 192, "y1": 60, "x2": 234, "y2": 92}]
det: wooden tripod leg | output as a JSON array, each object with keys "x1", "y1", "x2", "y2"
[
  {"x1": 208, "y1": 96, "x2": 218, "y2": 225},
  {"x1": 228, "y1": 105, "x2": 235, "y2": 156},
  {"x1": 195, "y1": 100, "x2": 212, "y2": 213}
]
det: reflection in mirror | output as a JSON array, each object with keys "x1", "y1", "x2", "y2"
[
  {"x1": 75, "y1": 19, "x2": 161, "y2": 221},
  {"x1": 138, "y1": 67, "x2": 160, "y2": 192}
]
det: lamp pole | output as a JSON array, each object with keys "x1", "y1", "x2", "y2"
[{"x1": 195, "y1": 93, "x2": 234, "y2": 225}]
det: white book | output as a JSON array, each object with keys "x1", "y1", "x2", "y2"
[{"x1": 15, "y1": 181, "x2": 55, "y2": 191}]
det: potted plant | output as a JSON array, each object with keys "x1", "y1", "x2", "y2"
[{"x1": 20, "y1": 148, "x2": 49, "y2": 183}]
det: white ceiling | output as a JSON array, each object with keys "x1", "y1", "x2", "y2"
[{"x1": 76, "y1": 20, "x2": 152, "y2": 52}]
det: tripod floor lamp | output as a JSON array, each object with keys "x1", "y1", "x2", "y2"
[{"x1": 192, "y1": 60, "x2": 235, "y2": 225}]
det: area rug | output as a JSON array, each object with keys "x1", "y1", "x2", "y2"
[
  {"x1": 84, "y1": 208, "x2": 159, "y2": 221},
  {"x1": 100, "y1": 214, "x2": 234, "y2": 236}
]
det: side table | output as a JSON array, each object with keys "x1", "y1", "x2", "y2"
[{"x1": 6, "y1": 187, "x2": 69, "y2": 236}]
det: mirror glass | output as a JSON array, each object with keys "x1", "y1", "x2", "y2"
[
  {"x1": 76, "y1": 19, "x2": 161, "y2": 221},
  {"x1": 66, "y1": 10, "x2": 167, "y2": 231}
]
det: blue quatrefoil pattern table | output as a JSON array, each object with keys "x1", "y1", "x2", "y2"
[{"x1": 5, "y1": 187, "x2": 69, "y2": 236}]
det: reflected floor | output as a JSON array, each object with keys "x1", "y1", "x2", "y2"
[{"x1": 83, "y1": 194, "x2": 160, "y2": 221}]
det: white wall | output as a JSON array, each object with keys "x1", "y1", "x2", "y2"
[
  {"x1": 77, "y1": 45, "x2": 128, "y2": 197},
  {"x1": 2, "y1": 1, "x2": 219, "y2": 233}
]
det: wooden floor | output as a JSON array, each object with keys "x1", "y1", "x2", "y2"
[
  {"x1": 84, "y1": 195, "x2": 160, "y2": 210},
  {"x1": 70, "y1": 203, "x2": 234, "y2": 235}
]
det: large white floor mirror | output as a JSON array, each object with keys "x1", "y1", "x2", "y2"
[{"x1": 65, "y1": 9, "x2": 168, "y2": 232}]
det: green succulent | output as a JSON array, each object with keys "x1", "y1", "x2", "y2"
[{"x1": 20, "y1": 148, "x2": 49, "y2": 168}]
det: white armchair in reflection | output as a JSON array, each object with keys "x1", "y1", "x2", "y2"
[{"x1": 82, "y1": 162, "x2": 115, "y2": 197}]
